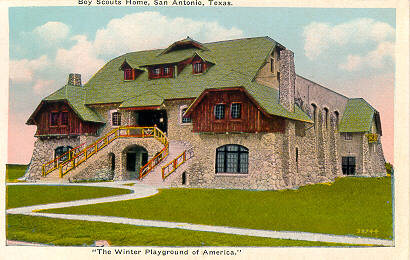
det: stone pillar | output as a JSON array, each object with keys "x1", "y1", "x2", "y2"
[
  {"x1": 282, "y1": 120, "x2": 296, "y2": 187},
  {"x1": 279, "y1": 49, "x2": 295, "y2": 112}
]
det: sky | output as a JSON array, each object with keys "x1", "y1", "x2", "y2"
[{"x1": 8, "y1": 6, "x2": 395, "y2": 164}]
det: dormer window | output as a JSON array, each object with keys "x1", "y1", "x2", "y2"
[
  {"x1": 193, "y1": 61, "x2": 205, "y2": 74},
  {"x1": 124, "y1": 69, "x2": 133, "y2": 80},
  {"x1": 163, "y1": 66, "x2": 172, "y2": 77},
  {"x1": 120, "y1": 61, "x2": 142, "y2": 81},
  {"x1": 153, "y1": 67, "x2": 161, "y2": 78},
  {"x1": 149, "y1": 66, "x2": 174, "y2": 79}
]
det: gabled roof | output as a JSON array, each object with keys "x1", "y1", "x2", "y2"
[
  {"x1": 185, "y1": 71, "x2": 313, "y2": 123},
  {"x1": 34, "y1": 37, "x2": 309, "y2": 123},
  {"x1": 159, "y1": 37, "x2": 208, "y2": 55},
  {"x1": 140, "y1": 49, "x2": 210, "y2": 67},
  {"x1": 338, "y1": 98, "x2": 380, "y2": 133},
  {"x1": 27, "y1": 84, "x2": 105, "y2": 125},
  {"x1": 81, "y1": 37, "x2": 280, "y2": 106}
]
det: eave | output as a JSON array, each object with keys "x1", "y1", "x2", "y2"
[{"x1": 184, "y1": 87, "x2": 270, "y2": 118}]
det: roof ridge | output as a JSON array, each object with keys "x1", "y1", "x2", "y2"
[{"x1": 348, "y1": 98, "x2": 376, "y2": 112}]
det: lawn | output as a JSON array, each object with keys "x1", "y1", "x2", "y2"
[
  {"x1": 6, "y1": 215, "x2": 364, "y2": 247},
  {"x1": 6, "y1": 164, "x2": 27, "y2": 182},
  {"x1": 6, "y1": 185, "x2": 131, "y2": 209},
  {"x1": 43, "y1": 177, "x2": 393, "y2": 240}
]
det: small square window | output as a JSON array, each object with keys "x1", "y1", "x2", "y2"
[
  {"x1": 230, "y1": 103, "x2": 241, "y2": 119},
  {"x1": 214, "y1": 104, "x2": 225, "y2": 120}
]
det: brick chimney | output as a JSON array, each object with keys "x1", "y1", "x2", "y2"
[
  {"x1": 279, "y1": 49, "x2": 295, "y2": 112},
  {"x1": 68, "y1": 73, "x2": 82, "y2": 86}
]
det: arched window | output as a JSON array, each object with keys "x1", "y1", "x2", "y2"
[
  {"x1": 334, "y1": 111, "x2": 339, "y2": 129},
  {"x1": 216, "y1": 144, "x2": 248, "y2": 173},
  {"x1": 323, "y1": 107, "x2": 329, "y2": 129},
  {"x1": 54, "y1": 146, "x2": 73, "y2": 162},
  {"x1": 311, "y1": 104, "x2": 317, "y2": 126}
]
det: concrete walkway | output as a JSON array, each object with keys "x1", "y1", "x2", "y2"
[{"x1": 6, "y1": 182, "x2": 394, "y2": 247}]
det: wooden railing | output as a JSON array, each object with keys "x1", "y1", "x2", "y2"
[
  {"x1": 42, "y1": 142, "x2": 85, "y2": 176},
  {"x1": 139, "y1": 143, "x2": 169, "y2": 179},
  {"x1": 40, "y1": 126, "x2": 168, "y2": 178},
  {"x1": 162, "y1": 147, "x2": 194, "y2": 180}
]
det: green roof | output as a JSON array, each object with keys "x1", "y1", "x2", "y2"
[
  {"x1": 40, "y1": 84, "x2": 105, "y2": 123},
  {"x1": 38, "y1": 37, "x2": 313, "y2": 123},
  {"x1": 338, "y1": 98, "x2": 376, "y2": 133}
]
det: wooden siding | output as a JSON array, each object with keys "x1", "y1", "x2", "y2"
[
  {"x1": 191, "y1": 90, "x2": 285, "y2": 133},
  {"x1": 33, "y1": 102, "x2": 101, "y2": 136}
]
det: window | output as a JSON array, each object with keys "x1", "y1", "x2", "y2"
[
  {"x1": 342, "y1": 132, "x2": 353, "y2": 141},
  {"x1": 150, "y1": 66, "x2": 173, "y2": 79},
  {"x1": 323, "y1": 107, "x2": 329, "y2": 129},
  {"x1": 50, "y1": 111, "x2": 68, "y2": 127},
  {"x1": 54, "y1": 146, "x2": 73, "y2": 162},
  {"x1": 153, "y1": 67, "x2": 161, "y2": 78},
  {"x1": 342, "y1": 156, "x2": 356, "y2": 175},
  {"x1": 111, "y1": 111, "x2": 121, "y2": 126},
  {"x1": 193, "y1": 62, "x2": 205, "y2": 74},
  {"x1": 214, "y1": 104, "x2": 225, "y2": 119},
  {"x1": 311, "y1": 104, "x2": 317, "y2": 128},
  {"x1": 270, "y1": 57, "x2": 275, "y2": 73},
  {"x1": 124, "y1": 69, "x2": 133, "y2": 80},
  {"x1": 230, "y1": 103, "x2": 241, "y2": 119},
  {"x1": 163, "y1": 66, "x2": 173, "y2": 77},
  {"x1": 216, "y1": 144, "x2": 248, "y2": 173},
  {"x1": 334, "y1": 111, "x2": 339, "y2": 128},
  {"x1": 50, "y1": 112, "x2": 60, "y2": 126},
  {"x1": 180, "y1": 106, "x2": 192, "y2": 124},
  {"x1": 61, "y1": 112, "x2": 68, "y2": 126}
]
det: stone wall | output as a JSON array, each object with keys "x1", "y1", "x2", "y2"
[
  {"x1": 339, "y1": 132, "x2": 364, "y2": 175},
  {"x1": 25, "y1": 137, "x2": 82, "y2": 180},
  {"x1": 184, "y1": 132, "x2": 288, "y2": 190},
  {"x1": 164, "y1": 99, "x2": 195, "y2": 145},
  {"x1": 255, "y1": 50, "x2": 280, "y2": 90},
  {"x1": 69, "y1": 138, "x2": 163, "y2": 181}
]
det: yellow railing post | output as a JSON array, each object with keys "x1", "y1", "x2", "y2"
[{"x1": 59, "y1": 166, "x2": 63, "y2": 178}]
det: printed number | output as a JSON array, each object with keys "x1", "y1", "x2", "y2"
[{"x1": 357, "y1": 229, "x2": 379, "y2": 234}]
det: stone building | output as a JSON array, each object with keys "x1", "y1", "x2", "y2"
[{"x1": 24, "y1": 36, "x2": 386, "y2": 189}]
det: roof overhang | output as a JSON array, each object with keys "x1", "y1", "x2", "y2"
[
  {"x1": 119, "y1": 106, "x2": 161, "y2": 111},
  {"x1": 27, "y1": 99, "x2": 105, "y2": 125},
  {"x1": 184, "y1": 87, "x2": 270, "y2": 118}
]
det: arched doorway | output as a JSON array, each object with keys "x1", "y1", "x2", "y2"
[{"x1": 124, "y1": 145, "x2": 149, "y2": 178}]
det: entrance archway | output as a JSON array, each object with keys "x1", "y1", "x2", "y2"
[{"x1": 124, "y1": 145, "x2": 149, "y2": 177}]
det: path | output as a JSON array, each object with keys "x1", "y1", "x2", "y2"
[{"x1": 6, "y1": 182, "x2": 394, "y2": 247}]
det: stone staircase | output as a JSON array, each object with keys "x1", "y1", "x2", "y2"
[{"x1": 138, "y1": 140, "x2": 193, "y2": 187}]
